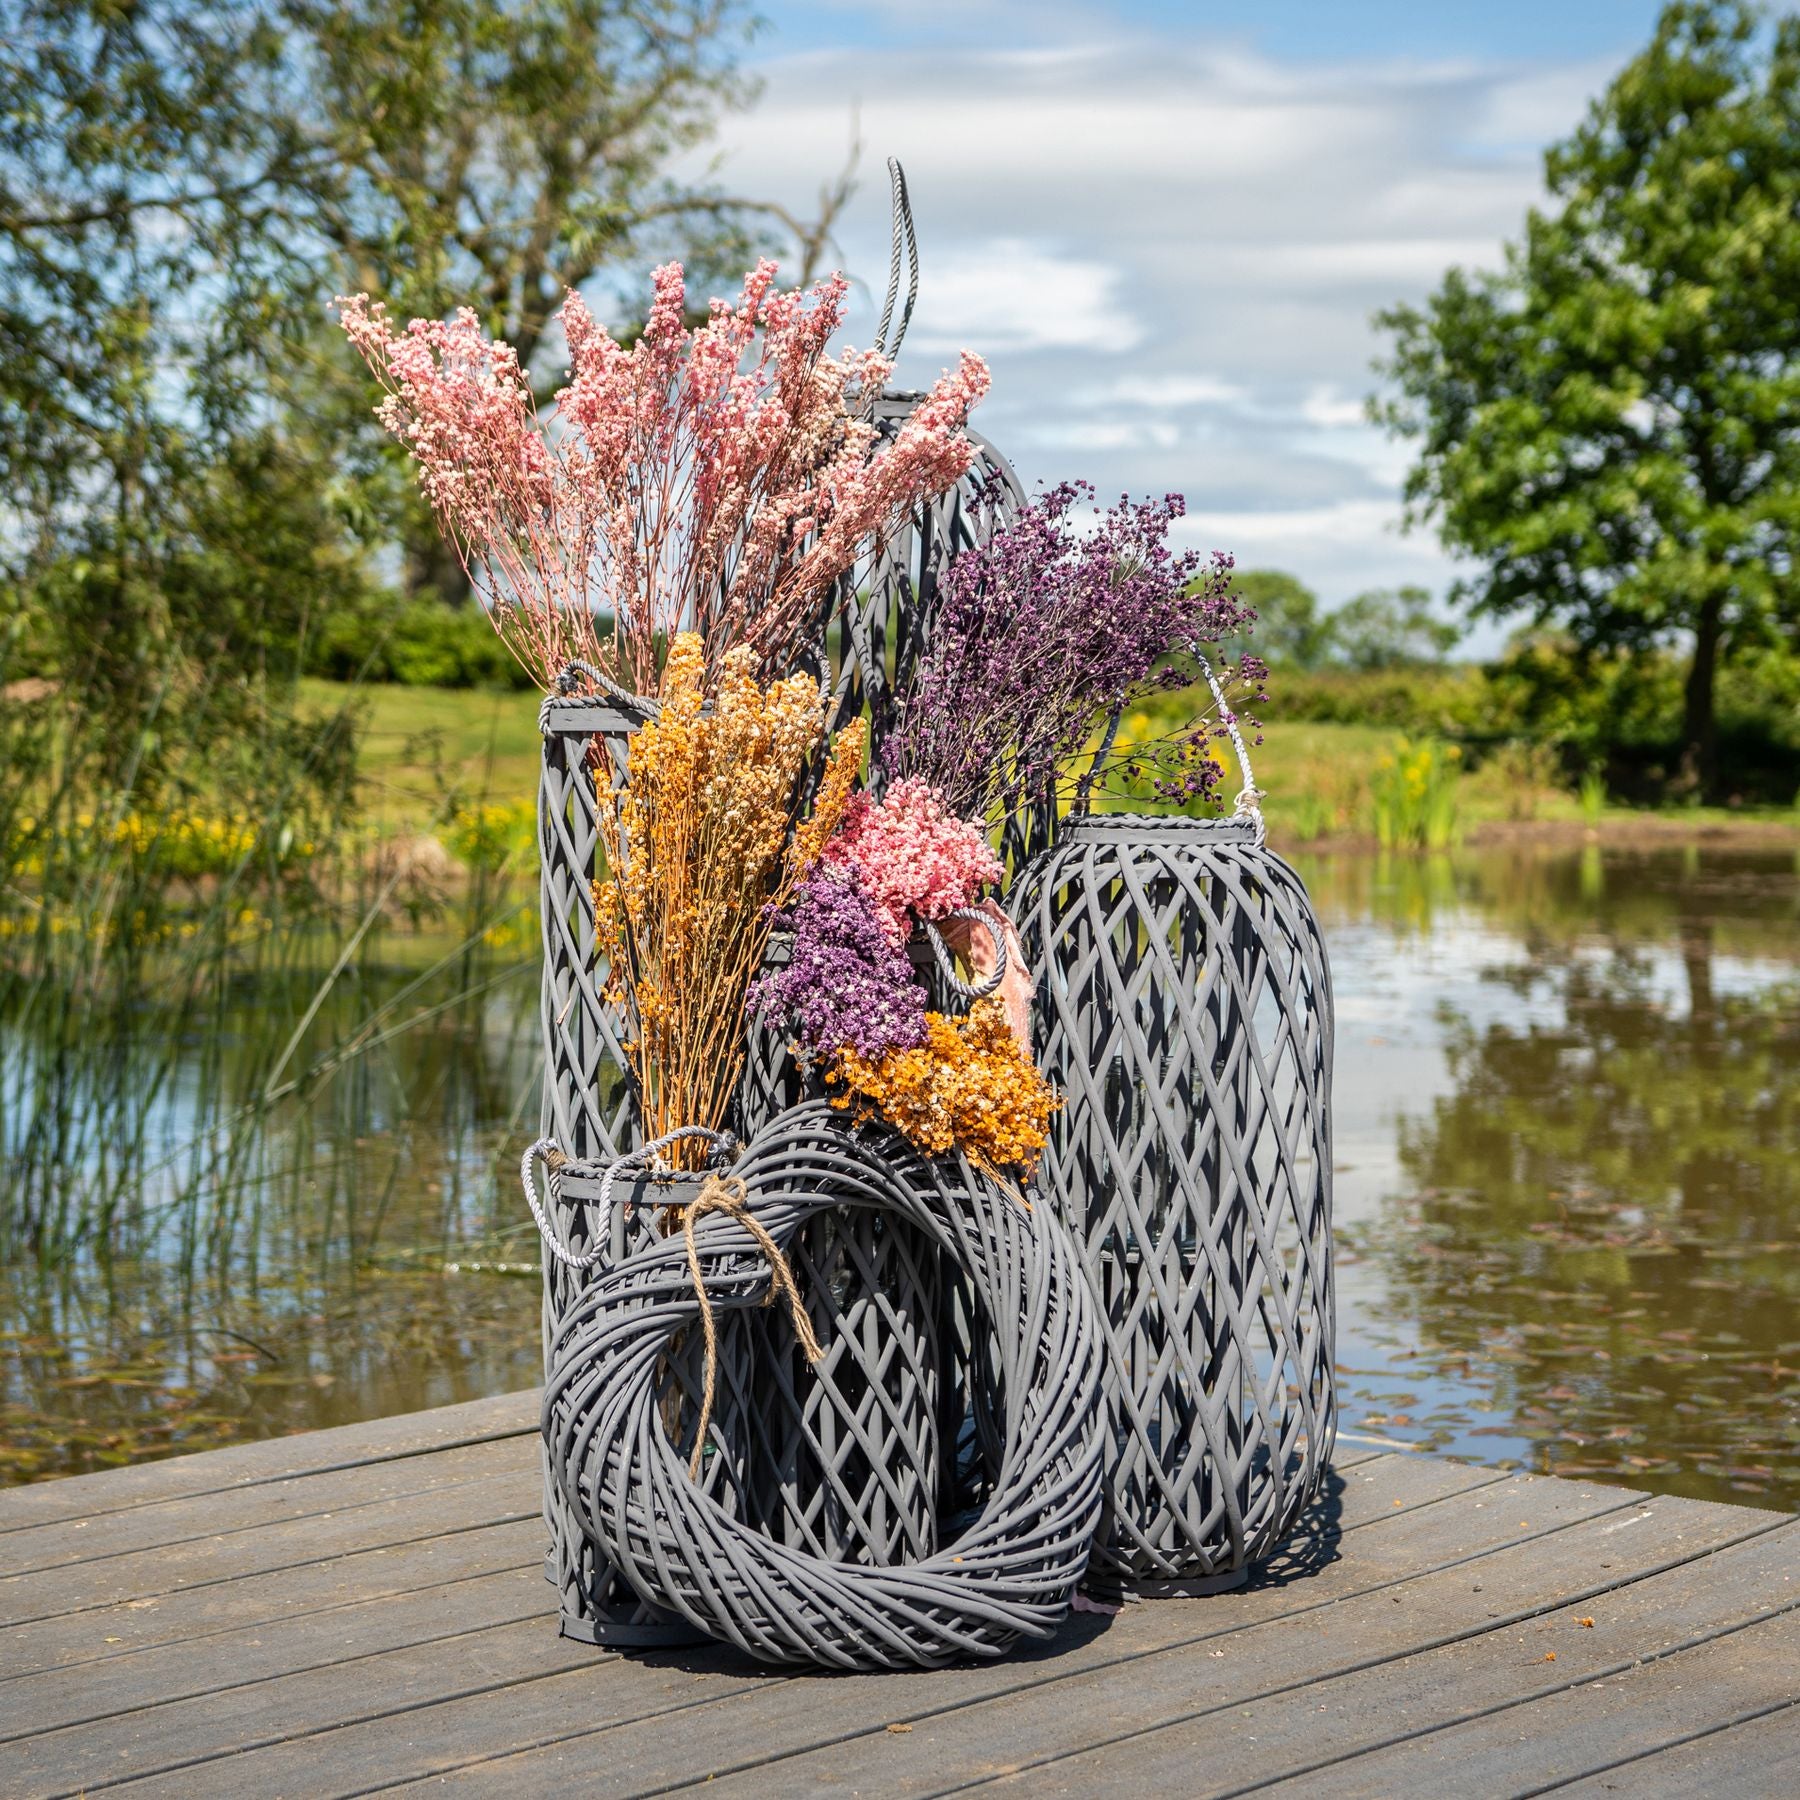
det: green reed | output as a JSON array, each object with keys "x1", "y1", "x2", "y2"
[
  {"x1": 1369, "y1": 736, "x2": 1464, "y2": 850},
  {"x1": 0, "y1": 637, "x2": 539, "y2": 1274}
]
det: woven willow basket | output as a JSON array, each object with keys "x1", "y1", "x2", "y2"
[
  {"x1": 1011, "y1": 810, "x2": 1336, "y2": 1593},
  {"x1": 531, "y1": 307, "x2": 1033, "y2": 1636}
]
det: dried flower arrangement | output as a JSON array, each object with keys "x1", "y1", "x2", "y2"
[
  {"x1": 828, "y1": 999, "x2": 1060, "y2": 1176},
  {"x1": 749, "y1": 784, "x2": 1056, "y2": 1177},
  {"x1": 594, "y1": 632, "x2": 864, "y2": 1162},
  {"x1": 749, "y1": 481, "x2": 1265, "y2": 1175},
  {"x1": 342, "y1": 253, "x2": 1259, "y2": 1187},
  {"x1": 881, "y1": 482, "x2": 1265, "y2": 822},
  {"x1": 338, "y1": 264, "x2": 990, "y2": 693}
]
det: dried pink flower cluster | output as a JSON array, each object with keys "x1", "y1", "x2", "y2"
[
  {"x1": 337, "y1": 264, "x2": 990, "y2": 693},
  {"x1": 337, "y1": 303, "x2": 554, "y2": 529},
  {"x1": 821, "y1": 778, "x2": 1004, "y2": 946}
]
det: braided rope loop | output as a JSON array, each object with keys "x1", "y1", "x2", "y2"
[
  {"x1": 544, "y1": 1104, "x2": 1106, "y2": 1670},
  {"x1": 1011, "y1": 813, "x2": 1335, "y2": 1591}
]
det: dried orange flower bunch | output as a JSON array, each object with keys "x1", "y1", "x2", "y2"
[
  {"x1": 594, "y1": 631, "x2": 864, "y2": 1160},
  {"x1": 827, "y1": 998, "x2": 1060, "y2": 1177}
]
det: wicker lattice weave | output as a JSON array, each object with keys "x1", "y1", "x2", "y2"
[
  {"x1": 544, "y1": 1102, "x2": 1106, "y2": 1670},
  {"x1": 1011, "y1": 812, "x2": 1335, "y2": 1591},
  {"x1": 825, "y1": 404, "x2": 1023, "y2": 763}
]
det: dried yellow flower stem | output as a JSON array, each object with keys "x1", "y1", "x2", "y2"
[
  {"x1": 827, "y1": 998, "x2": 1061, "y2": 1177},
  {"x1": 594, "y1": 632, "x2": 865, "y2": 1164}
]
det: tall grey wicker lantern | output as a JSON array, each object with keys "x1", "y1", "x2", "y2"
[
  {"x1": 537, "y1": 685, "x2": 958, "y2": 1642},
  {"x1": 531, "y1": 165, "x2": 1036, "y2": 1632},
  {"x1": 536, "y1": 686, "x2": 701, "y2": 1643},
  {"x1": 1009, "y1": 733, "x2": 1335, "y2": 1592}
]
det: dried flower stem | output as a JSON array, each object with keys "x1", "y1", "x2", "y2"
[{"x1": 593, "y1": 633, "x2": 864, "y2": 1160}]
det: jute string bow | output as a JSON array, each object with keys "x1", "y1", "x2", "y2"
[
  {"x1": 521, "y1": 1135, "x2": 826, "y2": 1480},
  {"x1": 681, "y1": 1171, "x2": 823, "y2": 1479}
]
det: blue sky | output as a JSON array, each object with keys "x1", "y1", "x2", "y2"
[
  {"x1": 690, "y1": 1, "x2": 1676, "y2": 634},
  {"x1": 760, "y1": 1, "x2": 1670, "y2": 62}
]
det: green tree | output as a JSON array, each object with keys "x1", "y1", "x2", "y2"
[
  {"x1": 1322, "y1": 585, "x2": 1461, "y2": 670},
  {"x1": 1225, "y1": 569, "x2": 1329, "y2": 671},
  {"x1": 3, "y1": 0, "x2": 848, "y2": 655},
  {"x1": 0, "y1": 0, "x2": 359, "y2": 789},
  {"x1": 1372, "y1": 0, "x2": 1800, "y2": 792},
  {"x1": 289, "y1": 0, "x2": 846, "y2": 602}
]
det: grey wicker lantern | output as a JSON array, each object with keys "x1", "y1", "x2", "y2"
[
  {"x1": 538, "y1": 685, "x2": 964, "y2": 1640},
  {"x1": 535, "y1": 686, "x2": 724, "y2": 1642},
  {"x1": 1009, "y1": 715, "x2": 1335, "y2": 1594}
]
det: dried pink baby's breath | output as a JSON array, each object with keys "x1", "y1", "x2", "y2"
[{"x1": 337, "y1": 265, "x2": 990, "y2": 693}]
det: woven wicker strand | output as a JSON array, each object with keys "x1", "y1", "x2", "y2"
[
  {"x1": 537, "y1": 670, "x2": 952, "y2": 1636},
  {"x1": 544, "y1": 1102, "x2": 1107, "y2": 1670}
]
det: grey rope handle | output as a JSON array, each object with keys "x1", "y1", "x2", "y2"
[
  {"x1": 1195, "y1": 651, "x2": 1265, "y2": 846},
  {"x1": 521, "y1": 1126, "x2": 740, "y2": 1269},
  {"x1": 922, "y1": 906, "x2": 1008, "y2": 1002},
  {"x1": 538, "y1": 660, "x2": 659, "y2": 736},
  {"x1": 874, "y1": 156, "x2": 919, "y2": 363}
]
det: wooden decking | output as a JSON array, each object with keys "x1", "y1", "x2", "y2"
[{"x1": 2, "y1": 1392, "x2": 1796, "y2": 1798}]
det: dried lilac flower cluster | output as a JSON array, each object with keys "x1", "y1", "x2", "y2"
[
  {"x1": 882, "y1": 482, "x2": 1257, "y2": 822},
  {"x1": 1124, "y1": 656, "x2": 1269, "y2": 803},
  {"x1": 747, "y1": 868, "x2": 928, "y2": 1059}
]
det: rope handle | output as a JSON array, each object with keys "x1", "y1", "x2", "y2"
[
  {"x1": 1194, "y1": 651, "x2": 1265, "y2": 846},
  {"x1": 875, "y1": 156, "x2": 919, "y2": 364},
  {"x1": 537, "y1": 660, "x2": 660, "y2": 737},
  {"x1": 520, "y1": 1126, "x2": 739, "y2": 1269},
  {"x1": 682, "y1": 1173, "x2": 823, "y2": 1480},
  {"x1": 921, "y1": 906, "x2": 1008, "y2": 1002}
]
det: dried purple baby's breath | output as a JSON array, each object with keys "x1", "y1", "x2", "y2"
[
  {"x1": 882, "y1": 482, "x2": 1257, "y2": 822},
  {"x1": 747, "y1": 868, "x2": 928, "y2": 1059}
]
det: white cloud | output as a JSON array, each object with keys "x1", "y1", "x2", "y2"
[
  {"x1": 901, "y1": 240, "x2": 1144, "y2": 354},
  {"x1": 694, "y1": 29, "x2": 1587, "y2": 614},
  {"x1": 1298, "y1": 386, "x2": 1368, "y2": 430},
  {"x1": 1072, "y1": 374, "x2": 1250, "y2": 411}
]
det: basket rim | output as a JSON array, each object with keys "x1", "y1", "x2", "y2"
[{"x1": 1059, "y1": 811, "x2": 1261, "y2": 845}]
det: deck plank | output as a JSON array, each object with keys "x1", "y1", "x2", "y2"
[
  {"x1": 1550, "y1": 1696, "x2": 1800, "y2": 1799},
  {"x1": 933, "y1": 1516, "x2": 1799, "y2": 1797},
  {"x1": 0, "y1": 1394, "x2": 1788, "y2": 1800},
  {"x1": 0, "y1": 1558, "x2": 547, "y2": 1745},
  {"x1": 0, "y1": 1433, "x2": 537, "y2": 1575},
  {"x1": 0, "y1": 1466, "x2": 537, "y2": 1629},
  {"x1": 0, "y1": 1390, "x2": 538, "y2": 1534},
  {"x1": 5, "y1": 1516, "x2": 541, "y2": 1674},
  {"x1": 1295, "y1": 1603, "x2": 1800, "y2": 1799},
  {"x1": 0, "y1": 1453, "x2": 1484, "y2": 1799},
  {"x1": 654, "y1": 1492, "x2": 1752, "y2": 1800}
]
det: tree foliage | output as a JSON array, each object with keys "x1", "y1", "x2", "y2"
[
  {"x1": 1326, "y1": 586, "x2": 1461, "y2": 671},
  {"x1": 1, "y1": 0, "x2": 822, "y2": 758},
  {"x1": 1227, "y1": 569, "x2": 1330, "y2": 671},
  {"x1": 286, "y1": 0, "x2": 812, "y2": 600},
  {"x1": 0, "y1": 0, "x2": 361, "y2": 803},
  {"x1": 1373, "y1": 0, "x2": 1800, "y2": 790},
  {"x1": 1227, "y1": 569, "x2": 1458, "y2": 673}
]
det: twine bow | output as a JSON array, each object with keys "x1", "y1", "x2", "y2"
[{"x1": 681, "y1": 1172, "x2": 824, "y2": 1480}]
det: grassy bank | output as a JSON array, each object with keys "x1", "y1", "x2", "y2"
[{"x1": 307, "y1": 679, "x2": 1800, "y2": 854}]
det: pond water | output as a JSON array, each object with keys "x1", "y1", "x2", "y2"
[{"x1": 2, "y1": 841, "x2": 1796, "y2": 1511}]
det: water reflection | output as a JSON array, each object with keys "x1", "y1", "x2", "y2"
[
  {"x1": 1307, "y1": 844, "x2": 1799, "y2": 1510},
  {"x1": 2, "y1": 842, "x2": 1796, "y2": 1511},
  {"x1": 0, "y1": 956, "x2": 546, "y2": 1480}
]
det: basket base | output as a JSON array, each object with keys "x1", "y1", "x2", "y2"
[
  {"x1": 559, "y1": 1609, "x2": 712, "y2": 1649},
  {"x1": 1132, "y1": 1566, "x2": 1251, "y2": 1598}
]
